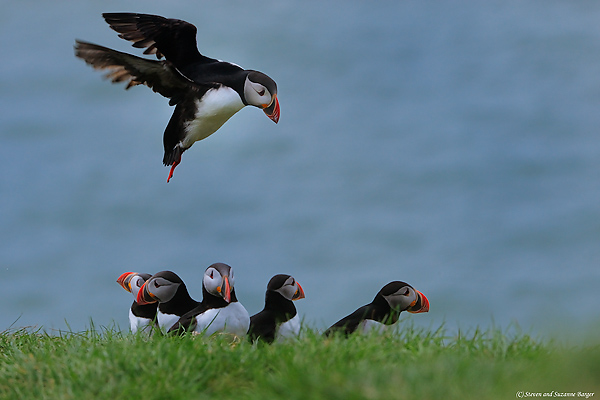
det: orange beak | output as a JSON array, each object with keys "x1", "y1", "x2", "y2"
[
  {"x1": 136, "y1": 281, "x2": 158, "y2": 305},
  {"x1": 292, "y1": 282, "x2": 305, "y2": 300},
  {"x1": 263, "y1": 94, "x2": 279, "y2": 123},
  {"x1": 219, "y1": 276, "x2": 231, "y2": 303},
  {"x1": 407, "y1": 290, "x2": 430, "y2": 314},
  {"x1": 117, "y1": 272, "x2": 136, "y2": 293}
]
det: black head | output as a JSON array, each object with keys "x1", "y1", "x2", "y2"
[
  {"x1": 376, "y1": 281, "x2": 429, "y2": 314},
  {"x1": 266, "y1": 274, "x2": 305, "y2": 301},
  {"x1": 136, "y1": 270, "x2": 186, "y2": 305},
  {"x1": 244, "y1": 70, "x2": 279, "y2": 123}
]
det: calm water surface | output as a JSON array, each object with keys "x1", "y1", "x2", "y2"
[{"x1": 1, "y1": 1, "x2": 599, "y2": 338}]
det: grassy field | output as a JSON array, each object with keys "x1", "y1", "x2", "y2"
[{"x1": 0, "y1": 323, "x2": 598, "y2": 400}]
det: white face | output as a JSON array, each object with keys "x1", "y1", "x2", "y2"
[
  {"x1": 275, "y1": 276, "x2": 301, "y2": 301},
  {"x1": 146, "y1": 277, "x2": 181, "y2": 303},
  {"x1": 383, "y1": 286, "x2": 418, "y2": 312},
  {"x1": 129, "y1": 275, "x2": 146, "y2": 299},
  {"x1": 203, "y1": 266, "x2": 234, "y2": 298},
  {"x1": 243, "y1": 76, "x2": 276, "y2": 108}
]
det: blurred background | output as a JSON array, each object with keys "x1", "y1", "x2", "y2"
[{"x1": 1, "y1": 0, "x2": 599, "y2": 339}]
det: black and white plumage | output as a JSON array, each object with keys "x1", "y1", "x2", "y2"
[
  {"x1": 168, "y1": 263, "x2": 250, "y2": 337},
  {"x1": 248, "y1": 274, "x2": 305, "y2": 343},
  {"x1": 117, "y1": 271, "x2": 158, "y2": 334},
  {"x1": 136, "y1": 270, "x2": 200, "y2": 333},
  {"x1": 74, "y1": 12, "x2": 280, "y2": 182},
  {"x1": 324, "y1": 281, "x2": 430, "y2": 337}
]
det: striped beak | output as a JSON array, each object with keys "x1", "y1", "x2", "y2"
[
  {"x1": 292, "y1": 282, "x2": 305, "y2": 300},
  {"x1": 217, "y1": 276, "x2": 231, "y2": 303},
  {"x1": 136, "y1": 281, "x2": 158, "y2": 305},
  {"x1": 263, "y1": 94, "x2": 279, "y2": 123},
  {"x1": 117, "y1": 272, "x2": 136, "y2": 293},
  {"x1": 407, "y1": 290, "x2": 430, "y2": 314}
]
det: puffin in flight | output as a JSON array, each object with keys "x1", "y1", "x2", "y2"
[
  {"x1": 324, "y1": 281, "x2": 429, "y2": 336},
  {"x1": 74, "y1": 13, "x2": 280, "y2": 182},
  {"x1": 168, "y1": 263, "x2": 250, "y2": 338},
  {"x1": 248, "y1": 274, "x2": 305, "y2": 343},
  {"x1": 136, "y1": 270, "x2": 200, "y2": 333},
  {"x1": 116, "y1": 271, "x2": 158, "y2": 334}
]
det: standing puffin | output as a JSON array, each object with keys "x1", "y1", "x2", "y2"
[
  {"x1": 168, "y1": 263, "x2": 250, "y2": 337},
  {"x1": 74, "y1": 12, "x2": 280, "y2": 182},
  {"x1": 324, "y1": 281, "x2": 429, "y2": 336},
  {"x1": 116, "y1": 271, "x2": 158, "y2": 334},
  {"x1": 136, "y1": 270, "x2": 200, "y2": 333},
  {"x1": 248, "y1": 274, "x2": 305, "y2": 343}
]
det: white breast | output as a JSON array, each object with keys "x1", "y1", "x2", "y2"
[
  {"x1": 275, "y1": 314, "x2": 301, "y2": 342},
  {"x1": 157, "y1": 311, "x2": 181, "y2": 334},
  {"x1": 183, "y1": 87, "x2": 245, "y2": 147},
  {"x1": 193, "y1": 302, "x2": 250, "y2": 337},
  {"x1": 358, "y1": 319, "x2": 390, "y2": 334},
  {"x1": 129, "y1": 309, "x2": 153, "y2": 335}
]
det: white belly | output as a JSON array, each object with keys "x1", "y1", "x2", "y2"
[
  {"x1": 194, "y1": 302, "x2": 250, "y2": 337},
  {"x1": 129, "y1": 309, "x2": 153, "y2": 334},
  {"x1": 358, "y1": 319, "x2": 390, "y2": 334},
  {"x1": 157, "y1": 311, "x2": 181, "y2": 334},
  {"x1": 183, "y1": 87, "x2": 245, "y2": 147},
  {"x1": 275, "y1": 314, "x2": 301, "y2": 342}
]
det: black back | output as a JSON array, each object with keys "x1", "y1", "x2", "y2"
[
  {"x1": 167, "y1": 281, "x2": 239, "y2": 335},
  {"x1": 324, "y1": 282, "x2": 411, "y2": 337},
  {"x1": 248, "y1": 282, "x2": 298, "y2": 343}
]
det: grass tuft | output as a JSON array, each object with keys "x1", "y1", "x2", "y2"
[{"x1": 0, "y1": 322, "x2": 598, "y2": 400}]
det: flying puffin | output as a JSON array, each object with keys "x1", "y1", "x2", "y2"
[
  {"x1": 324, "y1": 281, "x2": 429, "y2": 336},
  {"x1": 168, "y1": 263, "x2": 250, "y2": 338},
  {"x1": 136, "y1": 270, "x2": 200, "y2": 333},
  {"x1": 116, "y1": 271, "x2": 158, "y2": 334},
  {"x1": 74, "y1": 12, "x2": 280, "y2": 182},
  {"x1": 248, "y1": 274, "x2": 305, "y2": 343}
]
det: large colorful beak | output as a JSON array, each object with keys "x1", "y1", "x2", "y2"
[
  {"x1": 217, "y1": 276, "x2": 232, "y2": 303},
  {"x1": 263, "y1": 94, "x2": 279, "y2": 123},
  {"x1": 407, "y1": 290, "x2": 430, "y2": 314},
  {"x1": 136, "y1": 281, "x2": 158, "y2": 305},
  {"x1": 292, "y1": 282, "x2": 305, "y2": 300},
  {"x1": 117, "y1": 272, "x2": 136, "y2": 293}
]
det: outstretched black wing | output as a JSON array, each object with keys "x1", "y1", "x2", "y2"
[
  {"x1": 102, "y1": 13, "x2": 215, "y2": 68},
  {"x1": 74, "y1": 40, "x2": 215, "y2": 105}
]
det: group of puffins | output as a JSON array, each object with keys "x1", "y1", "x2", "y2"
[
  {"x1": 76, "y1": 13, "x2": 430, "y2": 341},
  {"x1": 117, "y1": 263, "x2": 429, "y2": 343}
]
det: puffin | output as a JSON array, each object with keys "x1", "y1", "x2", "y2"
[
  {"x1": 324, "y1": 281, "x2": 429, "y2": 336},
  {"x1": 74, "y1": 12, "x2": 280, "y2": 182},
  {"x1": 136, "y1": 270, "x2": 200, "y2": 333},
  {"x1": 168, "y1": 263, "x2": 250, "y2": 337},
  {"x1": 116, "y1": 271, "x2": 158, "y2": 334},
  {"x1": 248, "y1": 274, "x2": 305, "y2": 343}
]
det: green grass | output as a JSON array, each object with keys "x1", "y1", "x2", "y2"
[{"x1": 0, "y1": 323, "x2": 598, "y2": 400}]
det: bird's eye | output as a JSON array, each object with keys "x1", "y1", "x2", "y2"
[
  {"x1": 257, "y1": 88, "x2": 265, "y2": 96},
  {"x1": 209, "y1": 271, "x2": 214, "y2": 279},
  {"x1": 402, "y1": 288, "x2": 410, "y2": 296},
  {"x1": 154, "y1": 281, "x2": 160, "y2": 288}
]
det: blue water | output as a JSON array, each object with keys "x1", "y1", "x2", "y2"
[{"x1": 1, "y1": 1, "x2": 599, "y2": 338}]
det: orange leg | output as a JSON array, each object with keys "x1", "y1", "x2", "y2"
[{"x1": 166, "y1": 154, "x2": 181, "y2": 183}]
